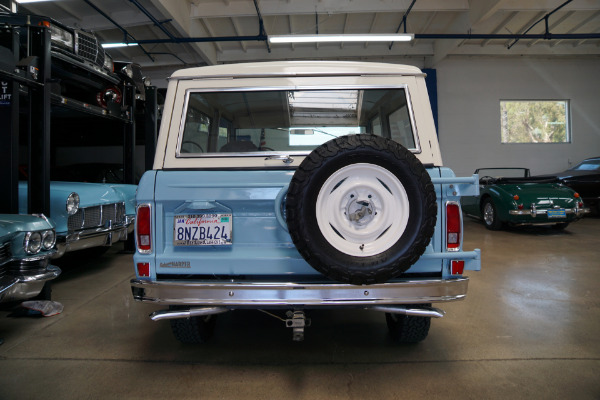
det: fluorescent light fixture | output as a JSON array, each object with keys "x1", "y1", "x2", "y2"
[
  {"x1": 101, "y1": 42, "x2": 139, "y2": 48},
  {"x1": 269, "y1": 34, "x2": 414, "y2": 44},
  {"x1": 15, "y1": 0, "x2": 54, "y2": 3}
]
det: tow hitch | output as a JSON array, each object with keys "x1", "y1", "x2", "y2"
[
  {"x1": 260, "y1": 310, "x2": 311, "y2": 341},
  {"x1": 286, "y1": 310, "x2": 311, "y2": 341}
]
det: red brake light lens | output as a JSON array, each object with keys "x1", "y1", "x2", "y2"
[
  {"x1": 451, "y1": 260, "x2": 465, "y2": 275},
  {"x1": 136, "y1": 204, "x2": 151, "y2": 252},
  {"x1": 137, "y1": 262, "x2": 150, "y2": 277},
  {"x1": 446, "y1": 202, "x2": 461, "y2": 251}
]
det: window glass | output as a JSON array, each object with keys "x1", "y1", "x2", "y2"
[
  {"x1": 371, "y1": 115, "x2": 382, "y2": 136},
  {"x1": 500, "y1": 100, "x2": 570, "y2": 144},
  {"x1": 178, "y1": 88, "x2": 417, "y2": 155},
  {"x1": 388, "y1": 106, "x2": 416, "y2": 149},
  {"x1": 180, "y1": 98, "x2": 211, "y2": 154},
  {"x1": 572, "y1": 159, "x2": 600, "y2": 171}
]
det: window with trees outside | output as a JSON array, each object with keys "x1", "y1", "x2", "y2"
[{"x1": 500, "y1": 100, "x2": 570, "y2": 144}]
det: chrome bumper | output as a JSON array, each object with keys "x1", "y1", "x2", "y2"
[
  {"x1": 0, "y1": 265, "x2": 61, "y2": 303},
  {"x1": 55, "y1": 215, "x2": 135, "y2": 257},
  {"x1": 130, "y1": 277, "x2": 469, "y2": 307},
  {"x1": 509, "y1": 207, "x2": 590, "y2": 217}
]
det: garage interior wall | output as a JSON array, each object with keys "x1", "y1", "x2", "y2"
[{"x1": 436, "y1": 56, "x2": 600, "y2": 176}]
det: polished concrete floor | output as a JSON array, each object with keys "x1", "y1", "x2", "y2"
[{"x1": 0, "y1": 217, "x2": 599, "y2": 399}]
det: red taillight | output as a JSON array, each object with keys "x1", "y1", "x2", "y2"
[
  {"x1": 136, "y1": 204, "x2": 152, "y2": 252},
  {"x1": 137, "y1": 262, "x2": 150, "y2": 277},
  {"x1": 446, "y1": 203, "x2": 461, "y2": 251}
]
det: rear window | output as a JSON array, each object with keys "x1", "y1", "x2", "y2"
[{"x1": 177, "y1": 88, "x2": 419, "y2": 156}]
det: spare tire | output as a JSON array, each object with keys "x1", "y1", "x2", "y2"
[{"x1": 286, "y1": 134, "x2": 437, "y2": 285}]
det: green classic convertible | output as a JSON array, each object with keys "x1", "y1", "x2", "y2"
[{"x1": 462, "y1": 168, "x2": 590, "y2": 230}]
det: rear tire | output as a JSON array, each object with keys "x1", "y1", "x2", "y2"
[
  {"x1": 170, "y1": 313, "x2": 217, "y2": 344},
  {"x1": 385, "y1": 310, "x2": 431, "y2": 343}
]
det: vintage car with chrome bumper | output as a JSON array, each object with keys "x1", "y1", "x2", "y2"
[
  {"x1": 462, "y1": 168, "x2": 590, "y2": 230},
  {"x1": 131, "y1": 61, "x2": 482, "y2": 344},
  {"x1": 0, "y1": 214, "x2": 61, "y2": 303},
  {"x1": 18, "y1": 181, "x2": 136, "y2": 257}
]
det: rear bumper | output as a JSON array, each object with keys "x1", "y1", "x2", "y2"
[
  {"x1": 509, "y1": 207, "x2": 590, "y2": 217},
  {"x1": 131, "y1": 277, "x2": 469, "y2": 308}
]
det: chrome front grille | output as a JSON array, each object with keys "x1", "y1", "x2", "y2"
[
  {"x1": 75, "y1": 30, "x2": 105, "y2": 67},
  {"x1": 67, "y1": 202, "x2": 126, "y2": 232}
]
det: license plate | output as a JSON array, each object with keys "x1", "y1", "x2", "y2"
[
  {"x1": 547, "y1": 209, "x2": 566, "y2": 219},
  {"x1": 173, "y1": 214, "x2": 232, "y2": 246}
]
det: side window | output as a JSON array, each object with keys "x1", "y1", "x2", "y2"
[
  {"x1": 388, "y1": 105, "x2": 416, "y2": 149},
  {"x1": 371, "y1": 115, "x2": 382, "y2": 136},
  {"x1": 180, "y1": 102, "x2": 211, "y2": 154}
]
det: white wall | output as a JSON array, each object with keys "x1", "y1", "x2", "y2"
[{"x1": 436, "y1": 57, "x2": 600, "y2": 176}]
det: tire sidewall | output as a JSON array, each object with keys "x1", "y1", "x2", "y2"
[{"x1": 286, "y1": 135, "x2": 436, "y2": 283}]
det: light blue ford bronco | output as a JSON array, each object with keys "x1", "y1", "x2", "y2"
[{"x1": 131, "y1": 61, "x2": 481, "y2": 343}]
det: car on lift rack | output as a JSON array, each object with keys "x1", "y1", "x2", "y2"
[
  {"x1": 0, "y1": 214, "x2": 61, "y2": 303},
  {"x1": 18, "y1": 182, "x2": 136, "y2": 258},
  {"x1": 0, "y1": 12, "x2": 145, "y2": 117},
  {"x1": 461, "y1": 167, "x2": 590, "y2": 230}
]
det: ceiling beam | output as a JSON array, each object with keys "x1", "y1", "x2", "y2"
[
  {"x1": 218, "y1": 42, "x2": 435, "y2": 63},
  {"x1": 190, "y1": 0, "x2": 469, "y2": 19},
  {"x1": 149, "y1": 0, "x2": 218, "y2": 65},
  {"x1": 427, "y1": 0, "x2": 507, "y2": 68},
  {"x1": 527, "y1": 10, "x2": 575, "y2": 47},
  {"x1": 481, "y1": 11, "x2": 518, "y2": 46},
  {"x1": 504, "y1": 11, "x2": 545, "y2": 47},
  {"x1": 231, "y1": 17, "x2": 247, "y2": 52},
  {"x1": 551, "y1": 10, "x2": 600, "y2": 47}
]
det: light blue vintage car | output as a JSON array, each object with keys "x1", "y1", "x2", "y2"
[
  {"x1": 0, "y1": 214, "x2": 61, "y2": 303},
  {"x1": 131, "y1": 61, "x2": 482, "y2": 344},
  {"x1": 18, "y1": 182, "x2": 136, "y2": 257}
]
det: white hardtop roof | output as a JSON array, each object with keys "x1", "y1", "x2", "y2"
[{"x1": 170, "y1": 61, "x2": 424, "y2": 80}]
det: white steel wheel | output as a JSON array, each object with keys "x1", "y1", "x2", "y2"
[
  {"x1": 315, "y1": 163, "x2": 410, "y2": 257},
  {"x1": 286, "y1": 134, "x2": 437, "y2": 285}
]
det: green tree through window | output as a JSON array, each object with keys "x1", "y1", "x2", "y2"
[{"x1": 500, "y1": 100, "x2": 569, "y2": 143}]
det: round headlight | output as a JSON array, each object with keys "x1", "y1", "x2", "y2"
[
  {"x1": 42, "y1": 230, "x2": 56, "y2": 250},
  {"x1": 24, "y1": 231, "x2": 42, "y2": 254},
  {"x1": 66, "y1": 192, "x2": 80, "y2": 215}
]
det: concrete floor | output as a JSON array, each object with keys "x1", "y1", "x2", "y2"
[{"x1": 0, "y1": 217, "x2": 599, "y2": 399}]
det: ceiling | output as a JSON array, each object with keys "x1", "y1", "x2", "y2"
[{"x1": 18, "y1": 0, "x2": 600, "y2": 85}]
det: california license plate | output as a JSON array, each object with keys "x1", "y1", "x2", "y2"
[
  {"x1": 173, "y1": 214, "x2": 232, "y2": 246},
  {"x1": 547, "y1": 209, "x2": 566, "y2": 219}
]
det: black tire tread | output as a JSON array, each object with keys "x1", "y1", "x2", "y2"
[
  {"x1": 170, "y1": 315, "x2": 217, "y2": 344},
  {"x1": 286, "y1": 134, "x2": 437, "y2": 285},
  {"x1": 385, "y1": 312, "x2": 431, "y2": 343}
]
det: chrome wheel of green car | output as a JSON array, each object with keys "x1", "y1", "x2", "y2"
[{"x1": 482, "y1": 198, "x2": 503, "y2": 230}]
